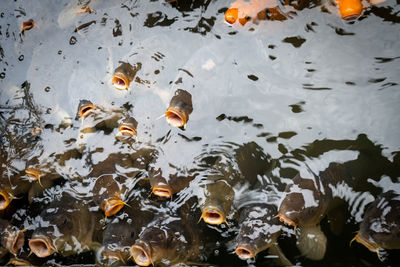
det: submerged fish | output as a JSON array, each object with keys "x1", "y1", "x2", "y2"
[
  {"x1": 130, "y1": 204, "x2": 206, "y2": 266},
  {"x1": 29, "y1": 193, "x2": 102, "y2": 258},
  {"x1": 0, "y1": 174, "x2": 31, "y2": 210},
  {"x1": 165, "y1": 89, "x2": 193, "y2": 128},
  {"x1": 112, "y1": 62, "x2": 142, "y2": 90},
  {"x1": 352, "y1": 190, "x2": 400, "y2": 259},
  {"x1": 277, "y1": 163, "x2": 352, "y2": 260},
  {"x1": 0, "y1": 219, "x2": 25, "y2": 259},
  {"x1": 99, "y1": 204, "x2": 154, "y2": 264}
]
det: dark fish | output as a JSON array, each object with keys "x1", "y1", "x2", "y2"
[
  {"x1": 100, "y1": 204, "x2": 154, "y2": 264},
  {"x1": 165, "y1": 89, "x2": 193, "y2": 128},
  {"x1": 28, "y1": 193, "x2": 102, "y2": 258},
  {"x1": 130, "y1": 206, "x2": 205, "y2": 266},
  {"x1": 117, "y1": 117, "x2": 138, "y2": 137},
  {"x1": 149, "y1": 167, "x2": 196, "y2": 199},
  {"x1": 0, "y1": 174, "x2": 31, "y2": 210},
  {"x1": 0, "y1": 219, "x2": 25, "y2": 259},
  {"x1": 352, "y1": 190, "x2": 400, "y2": 258},
  {"x1": 77, "y1": 99, "x2": 96, "y2": 119},
  {"x1": 277, "y1": 163, "x2": 351, "y2": 260},
  {"x1": 235, "y1": 203, "x2": 290, "y2": 263},
  {"x1": 112, "y1": 62, "x2": 141, "y2": 90}
]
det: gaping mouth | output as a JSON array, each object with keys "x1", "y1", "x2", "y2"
[
  {"x1": 201, "y1": 207, "x2": 226, "y2": 225},
  {"x1": 102, "y1": 198, "x2": 127, "y2": 217},
  {"x1": 21, "y1": 19, "x2": 34, "y2": 31},
  {"x1": 29, "y1": 236, "x2": 56, "y2": 258},
  {"x1": 5, "y1": 229, "x2": 25, "y2": 255},
  {"x1": 351, "y1": 232, "x2": 379, "y2": 253},
  {"x1": 152, "y1": 186, "x2": 172, "y2": 198},
  {"x1": 130, "y1": 244, "x2": 152, "y2": 267},
  {"x1": 235, "y1": 245, "x2": 255, "y2": 260},
  {"x1": 112, "y1": 73, "x2": 130, "y2": 90},
  {"x1": 277, "y1": 212, "x2": 298, "y2": 229},
  {"x1": 118, "y1": 124, "x2": 137, "y2": 136},
  {"x1": 225, "y1": 8, "x2": 238, "y2": 24},
  {"x1": 25, "y1": 168, "x2": 42, "y2": 185},
  {"x1": 0, "y1": 191, "x2": 10, "y2": 210},
  {"x1": 165, "y1": 106, "x2": 187, "y2": 128},
  {"x1": 79, "y1": 103, "x2": 96, "y2": 118}
]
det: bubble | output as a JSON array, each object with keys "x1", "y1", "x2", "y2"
[
  {"x1": 18, "y1": 55, "x2": 24, "y2": 61},
  {"x1": 44, "y1": 86, "x2": 51, "y2": 92},
  {"x1": 0, "y1": 72, "x2": 5, "y2": 79}
]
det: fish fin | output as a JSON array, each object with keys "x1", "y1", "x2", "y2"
[
  {"x1": 269, "y1": 244, "x2": 293, "y2": 266},
  {"x1": 349, "y1": 232, "x2": 358, "y2": 246}
]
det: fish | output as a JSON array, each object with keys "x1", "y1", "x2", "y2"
[
  {"x1": 130, "y1": 203, "x2": 206, "y2": 266},
  {"x1": 225, "y1": 0, "x2": 287, "y2": 26},
  {"x1": 277, "y1": 162, "x2": 352, "y2": 260},
  {"x1": 165, "y1": 89, "x2": 193, "y2": 128},
  {"x1": 0, "y1": 174, "x2": 31, "y2": 210},
  {"x1": 235, "y1": 202, "x2": 292, "y2": 265},
  {"x1": 28, "y1": 193, "x2": 103, "y2": 258},
  {"x1": 336, "y1": 0, "x2": 363, "y2": 20},
  {"x1": 352, "y1": 190, "x2": 400, "y2": 259},
  {"x1": 77, "y1": 99, "x2": 96, "y2": 119},
  {"x1": 149, "y1": 167, "x2": 196, "y2": 199},
  {"x1": 112, "y1": 62, "x2": 142, "y2": 90},
  {"x1": 117, "y1": 117, "x2": 138, "y2": 137},
  {"x1": 0, "y1": 219, "x2": 25, "y2": 259},
  {"x1": 99, "y1": 204, "x2": 154, "y2": 264},
  {"x1": 21, "y1": 19, "x2": 35, "y2": 31}
]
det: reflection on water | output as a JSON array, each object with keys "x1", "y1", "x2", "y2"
[{"x1": 1, "y1": 0, "x2": 399, "y2": 266}]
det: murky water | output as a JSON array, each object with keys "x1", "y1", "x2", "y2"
[{"x1": 1, "y1": 0, "x2": 399, "y2": 266}]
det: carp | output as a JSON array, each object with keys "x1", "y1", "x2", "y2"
[
  {"x1": 165, "y1": 89, "x2": 193, "y2": 128},
  {"x1": 0, "y1": 219, "x2": 25, "y2": 259}
]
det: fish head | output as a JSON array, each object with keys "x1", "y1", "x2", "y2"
[
  {"x1": 101, "y1": 196, "x2": 127, "y2": 217},
  {"x1": 3, "y1": 227, "x2": 25, "y2": 255},
  {"x1": 29, "y1": 233, "x2": 57, "y2": 258},
  {"x1": 77, "y1": 100, "x2": 96, "y2": 119},
  {"x1": 112, "y1": 62, "x2": 139, "y2": 90},
  {"x1": 0, "y1": 190, "x2": 11, "y2": 210}
]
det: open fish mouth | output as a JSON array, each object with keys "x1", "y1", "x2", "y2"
[
  {"x1": 130, "y1": 242, "x2": 153, "y2": 267},
  {"x1": 235, "y1": 245, "x2": 256, "y2": 260},
  {"x1": 103, "y1": 197, "x2": 127, "y2": 217},
  {"x1": 5, "y1": 229, "x2": 25, "y2": 255},
  {"x1": 29, "y1": 236, "x2": 56, "y2": 258},
  {"x1": 201, "y1": 207, "x2": 226, "y2": 225},
  {"x1": 225, "y1": 8, "x2": 238, "y2": 24},
  {"x1": 112, "y1": 73, "x2": 130, "y2": 90},
  {"x1": 277, "y1": 212, "x2": 298, "y2": 229},
  {"x1": 351, "y1": 232, "x2": 380, "y2": 253},
  {"x1": 21, "y1": 19, "x2": 34, "y2": 31},
  {"x1": 337, "y1": 0, "x2": 363, "y2": 20},
  {"x1": 0, "y1": 191, "x2": 11, "y2": 210},
  {"x1": 165, "y1": 106, "x2": 187, "y2": 128},
  {"x1": 78, "y1": 102, "x2": 96, "y2": 118},
  {"x1": 152, "y1": 186, "x2": 172, "y2": 198},
  {"x1": 118, "y1": 124, "x2": 137, "y2": 136}
]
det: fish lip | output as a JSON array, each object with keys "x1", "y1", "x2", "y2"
[
  {"x1": 29, "y1": 235, "x2": 56, "y2": 258},
  {"x1": 235, "y1": 244, "x2": 256, "y2": 260},
  {"x1": 78, "y1": 103, "x2": 96, "y2": 118},
  {"x1": 152, "y1": 186, "x2": 172, "y2": 198},
  {"x1": 277, "y1": 212, "x2": 298, "y2": 228},
  {"x1": 201, "y1": 206, "x2": 226, "y2": 225},
  {"x1": 0, "y1": 191, "x2": 11, "y2": 210},
  {"x1": 130, "y1": 242, "x2": 152, "y2": 267},
  {"x1": 102, "y1": 197, "x2": 126, "y2": 217},
  {"x1": 118, "y1": 124, "x2": 137, "y2": 136},
  {"x1": 353, "y1": 232, "x2": 379, "y2": 253},
  {"x1": 112, "y1": 73, "x2": 130, "y2": 90},
  {"x1": 5, "y1": 229, "x2": 25, "y2": 255},
  {"x1": 165, "y1": 106, "x2": 187, "y2": 128},
  {"x1": 21, "y1": 19, "x2": 34, "y2": 31},
  {"x1": 225, "y1": 8, "x2": 238, "y2": 24}
]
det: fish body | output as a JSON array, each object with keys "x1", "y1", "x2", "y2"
[
  {"x1": 354, "y1": 190, "x2": 400, "y2": 256},
  {"x1": 29, "y1": 193, "x2": 102, "y2": 258},
  {"x1": 165, "y1": 89, "x2": 193, "y2": 128}
]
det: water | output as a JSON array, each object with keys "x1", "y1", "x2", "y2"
[{"x1": 0, "y1": 0, "x2": 399, "y2": 266}]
